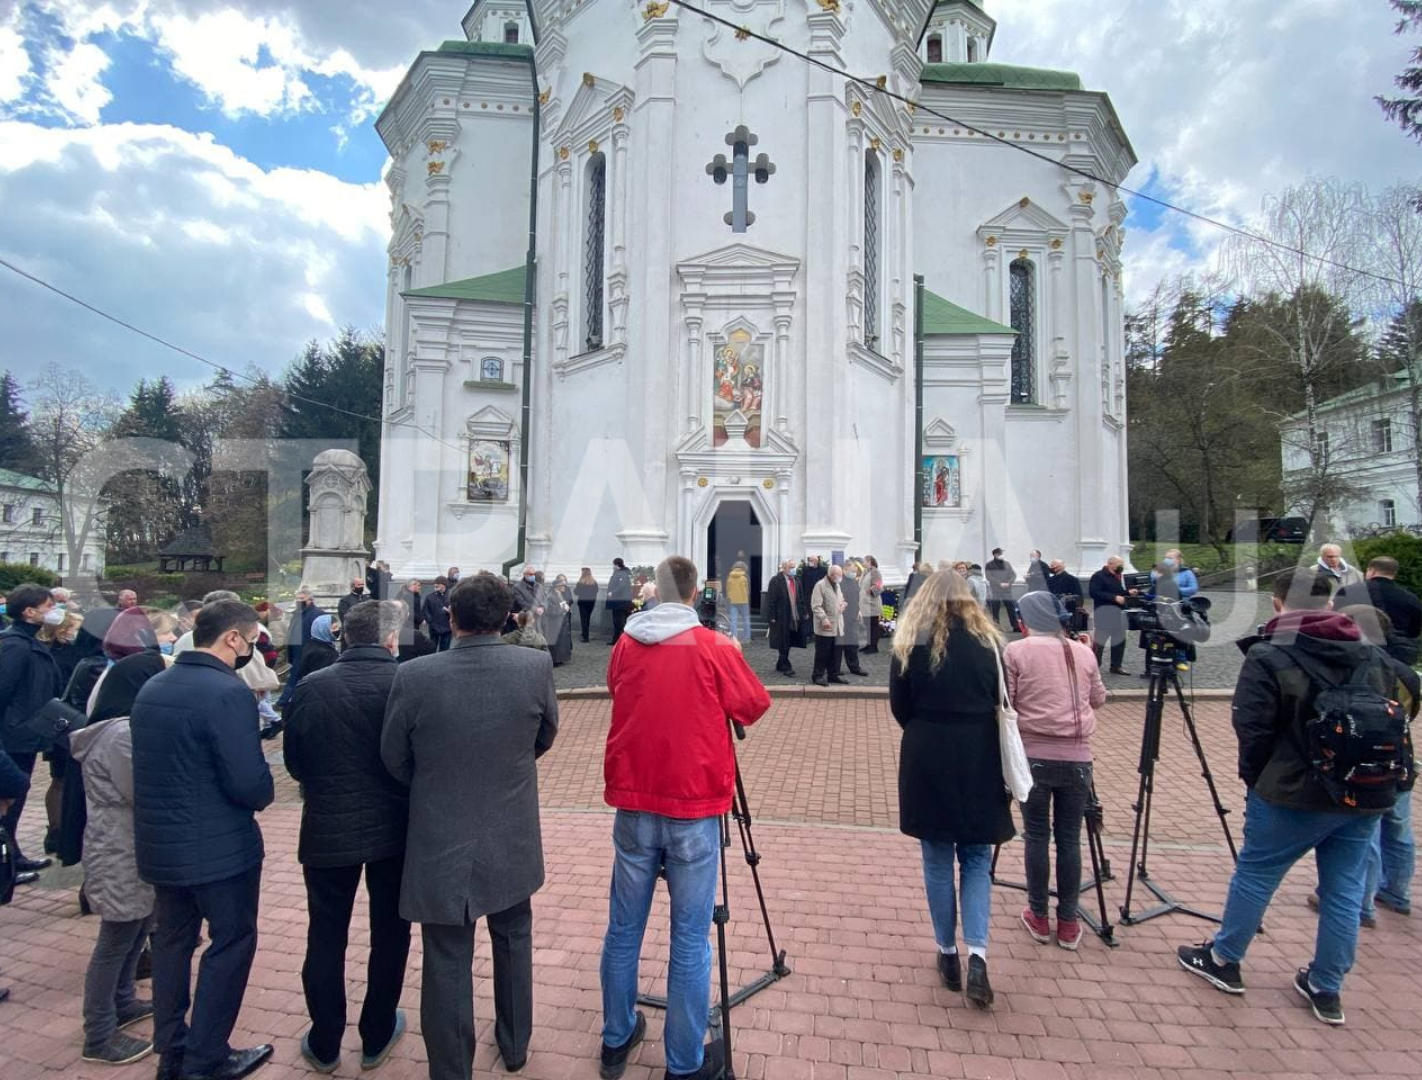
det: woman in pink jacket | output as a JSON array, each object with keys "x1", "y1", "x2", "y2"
[{"x1": 1004, "y1": 591, "x2": 1107, "y2": 950}]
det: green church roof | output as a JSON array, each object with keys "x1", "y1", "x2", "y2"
[
  {"x1": 436, "y1": 40, "x2": 534, "y2": 59},
  {"x1": 404, "y1": 265, "x2": 527, "y2": 305},
  {"x1": 920, "y1": 62, "x2": 1083, "y2": 92},
  {"x1": 921, "y1": 289, "x2": 1016, "y2": 336}
]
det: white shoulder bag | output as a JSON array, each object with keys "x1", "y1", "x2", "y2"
[{"x1": 994, "y1": 647, "x2": 1034, "y2": 803}]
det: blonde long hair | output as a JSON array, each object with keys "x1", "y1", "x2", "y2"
[{"x1": 892, "y1": 569, "x2": 1002, "y2": 671}]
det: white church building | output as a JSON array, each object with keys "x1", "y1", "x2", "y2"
[{"x1": 374, "y1": 0, "x2": 1136, "y2": 593}]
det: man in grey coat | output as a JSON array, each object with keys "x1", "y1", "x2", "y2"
[{"x1": 381, "y1": 573, "x2": 559, "y2": 1079}]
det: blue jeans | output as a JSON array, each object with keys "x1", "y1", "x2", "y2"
[
  {"x1": 919, "y1": 841, "x2": 993, "y2": 950},
  {"x1": 601, "y1": 811, "x2": 721, "y2": 1075},
  {"x1": 728, "y1": 604, "x2": 751, "y2": 643},
  {"x1": 1212, "y1": 790, "x2": 1377, "y2": 995},
  {"x1": 1376, "y1": 789, "x2": 1414, "y2": 912}
]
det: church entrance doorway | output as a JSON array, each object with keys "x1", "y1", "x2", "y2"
[{"x1": 707, "y1": 500, "x2": 763, "y2": 612}]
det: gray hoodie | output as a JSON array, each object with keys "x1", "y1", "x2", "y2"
[{"x1": 625, "y1": 603, "x2": 701, "y2": 645}]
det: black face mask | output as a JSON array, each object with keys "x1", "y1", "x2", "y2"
[
  {"x1": 352, "y1": 587, "x2": 364, "y2": 595},
  {"x1": 233, "y1": 641, "x2": 254, "y2": 670}
]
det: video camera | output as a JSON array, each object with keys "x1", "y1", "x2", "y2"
[{"x1": 1123, "y1": 571, "x2": 1212, "y2": 664}]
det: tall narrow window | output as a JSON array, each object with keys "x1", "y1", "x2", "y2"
[
  {"x1": 864, "y1": 151, "x2": 881, "y2": 348},
  {"x1": 1010, "y1": 258, "x2": 1037, "y2": 404},
  {"x1": 1373, "y1": 417, "x2": 1393, "y2": 453},
  {"x1": 967, "y1": 38, "x2": 979, "y2": 63},
  {"x1": 584, "y1": 152, "x2": 607, "y2": 350},
  {"x1": 926, "y1": 35, "x2": 943, "y2": 63},
  {"x1": 504, "y1": 21, "x2": 519, "y2": 44},
  {"x1": 1382, "y1": 499, "x2": 1398, "y2": 527}
]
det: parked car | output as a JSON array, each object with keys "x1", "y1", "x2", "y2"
[{"x1": 1225, "y1": 516, "x2": 1308, "y2": 543}]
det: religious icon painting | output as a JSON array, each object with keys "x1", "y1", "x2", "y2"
[
  {"x1": 921, "y1": 455, "x2": 961, "y2": 508},
  {"x1": 468, "y1": 440, "x2": 511, "y2": 502},
  {"x1": 711, "y1": 327, "x2": 764, "y2": 448}
]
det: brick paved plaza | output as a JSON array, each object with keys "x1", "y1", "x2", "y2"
[{"x1": 3, "y1": 693, "x2": 1421, "y2": 1080}]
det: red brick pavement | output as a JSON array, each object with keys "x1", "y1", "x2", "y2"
[{"x1": 3, "y1": 696, "x2": 1421, "y2": 1080}]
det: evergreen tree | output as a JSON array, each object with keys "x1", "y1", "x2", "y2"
[
  {"x1": 0, "y1": 370, "x2": 41, "y2": 475},
  {"x1": 1379, "y1": 1, "x2": 1422, "y2": 142},
  {"x1": 105, "y1": 376, "x2": 187, "y2": 562}
]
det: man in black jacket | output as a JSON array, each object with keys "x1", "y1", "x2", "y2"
[
  {"x1": 984, "y1": 549, "x2": 1017, "y2": 630},
  {"x1": 765, "y1": 560, "x2": 802, "y2": 677},
  {"x1": 286, "y1": 601, "x2": 411, "y2": 1073},
  {"x1": 1046, "y1": 560, "x2": 1087, "y2": 633},
  {"x1": 1177, "y1": 569, "x2": 1417, "y2": 1026},
  {"x1": 131, "y1": 600, "x2": 275, "y2": 1080},
  {"x1": 1334, "y1": 556, "x2": 1422, "y2": 665},
  {"x1": 336, "y1": 577, "x2": 368, "y2": 621},
  {"x1": 278, "y1": 587, "x2": 323, "y2": 711},
  {"x1": 422, "y1": 577, "x2": 452, "y2": 652},
  {"x1": 0, "y1": 583, "x2": 62, "y2": 877},
  {"x1": 1088, "y1": 557, "x2": 1136, "y2": 674},
  {"x1": 606, "y1": 559, "x2": 633, "y2": 645}
]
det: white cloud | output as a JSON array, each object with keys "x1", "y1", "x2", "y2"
[
  {"x1": 0, "y1": 24, "x2": 31, "y2": 105},
  {"x1": 0, "y1": 120, "x2": 388, "y2": 393},
  {"x1": 47, "y1": 41, "x2": 113, "y2": 124},
  {"x1": 149, "y1": 9, "x2": 312, "y2": 118}
]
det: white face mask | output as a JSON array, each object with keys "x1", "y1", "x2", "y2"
[{"x1": 42, "y1": 608, "x2": 66, "y2": 626}]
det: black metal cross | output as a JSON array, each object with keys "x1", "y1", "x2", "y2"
[{"x1": 707, "y1": 124, "x2": 775, "y2": 232}]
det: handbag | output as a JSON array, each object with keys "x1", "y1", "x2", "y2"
[
  {"x1": 24, "y1": 697, "x2": 87, "y2": 751},
  {"x1": 994, "y1": 647, "x2": 1034, "y2": 803},
  {"x1": 0, "y1": 824, "x2": 16, "y2": 905}
]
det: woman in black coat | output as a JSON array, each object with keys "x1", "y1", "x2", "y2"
[
  {"x1": 295, "y1": 614, "x2": 340, "y2": 681},
  {"x1": 890, "y1": 569, "x2": 1012, "y2": 1010}
]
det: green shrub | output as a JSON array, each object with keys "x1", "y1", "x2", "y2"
[
  {"x1": 0, "y1": 561, "x2": 60, "y2": 592},
  {"x1": 1352, "y1": 533, "x2": 1422, "y2": 597}
]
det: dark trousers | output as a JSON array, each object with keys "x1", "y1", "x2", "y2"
[
  {"x1": 812, "y1": 635, "x2": 839, "y2": 678},
  {"x1": 775, "y1": 639, "x2": 794, "y2": 672},
  {"x1": 83, "y1": 915, "x2": 153, "y2": 1048},
  {"x1": 0, "y1": 752, "x2": 37, "y2": 858},
  {"x1": 578, "y1": 601, "x2": 596, "y2": 641},
  {"x1": 988, "y1": 598, "x2": 1019, "y2": 631},
  {"x1": 865, "y1": 616, "x2": 882, "y2": 652},
  {"x1": 277, "y1": 648, "x2": 302, "y2": 708},
  {"x1": 1093, "y1": 608, "x2": 1128, "y2": 670},
  {"x1": 302, "y1": 854, "x2": 411, "y2": 1062},
  {"x1": 837, "y1": 644, "x2": 862, "y2": 674},
  {"x1": 420, "y1": 899, "x2": 533, "y2": 1080},
  {"x1": 433, "y1": 631, "x2": 452, "y2": 652},
  {"x1": 152, "y1": 865, "x2": 261, "y2": 1075},
  {"x1": 1021, "y1": 760, "x2": 1093, "y2": 922},
  {"x1": 610, "y1": 604, "x2": 630, "y2": 644}
]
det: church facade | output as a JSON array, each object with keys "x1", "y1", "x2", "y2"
[{"x1": 374, "y1": 0, "x2": 1136, "y2": 587}]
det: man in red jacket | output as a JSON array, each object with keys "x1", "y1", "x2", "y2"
[{"x1": 597, "y1": 556, "x2": 771, "y2": 1080}]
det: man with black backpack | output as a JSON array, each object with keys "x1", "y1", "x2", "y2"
[{"x1": 1177, "y1": 568, "x2": 1416, "y2": 1026}]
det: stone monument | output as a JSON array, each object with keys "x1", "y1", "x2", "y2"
[{"x1": 301, "y1": 448, "x2": 371, "y2": 609}]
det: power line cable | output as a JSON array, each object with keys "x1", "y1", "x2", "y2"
[
  {"x1": 667, "y1": 0, "x2": 1410, "y2": 291},
  {"x1": 0, "y1": 254, "x2": 465, "y2": 451}
]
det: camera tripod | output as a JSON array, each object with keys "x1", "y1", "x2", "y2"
[
  {"x1": 1119, "y1": 643, "x2": 1240, "y2": 926},
  {"x1": 636, "y1": 722, "x2": 791, "y2": 1080},
  {"x1": 991, "y1": 783, "x2": 1118, "y2": 946}
]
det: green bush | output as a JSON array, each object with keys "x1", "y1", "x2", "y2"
[
  {"x1": 0, "y1": 561, "x2": 60, "y2": 592},
  {"x1": 1352, "y1": 533, "x2": 1422, "y2": 597}
]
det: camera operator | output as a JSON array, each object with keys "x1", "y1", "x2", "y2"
[
  {"x1": 1088, "y1": 557, "x2": 1137, "y2": 675},
  {"x1": 1046, "y1": 561, "x2": 1087, "y2": 634},
  {"x1": 600, "y1": 556, "x2": 771, "y2": 1080},
  {"x1": 1176, "y1": 568, "x2": 1417, "y2": 1026}
]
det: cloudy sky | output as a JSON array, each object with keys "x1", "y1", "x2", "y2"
[{"x1": 0, "y1": 0, "x2": 1418, "y2": 399}]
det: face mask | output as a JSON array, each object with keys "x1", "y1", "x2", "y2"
[
  {"x1": 232, "y1": 635, "x2": 254, "y2": 670},
  {"x1": 352, "y1": 587, "x2": 364, "y2": 595},
  {"x1": 524, "y1": 575, "x2": 536, "y2": 583},
  {"x1": 42, "y1": 608, "x2": 66, "y2": 626},
  {"x1": 160, "y1": 641, "x2": 174, "y2": 656}
]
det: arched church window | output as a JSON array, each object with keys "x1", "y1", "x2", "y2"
[
  {"x1": 1010, "y1": 258, "x2": 1037, "y2": 404},
  {"x1": 967, "y1": 38, "x2": 979, "y2": 63},
  {"x1": 584, "y1": 152, "x2": 607, "y2": 350},
  {"x1": 504, "y1": 21, "x2": 520, "y2": 44},
  {"x1": 927, "y1": 35, "x2": 943, "y2": 64},
  {"x1": 864, "y1": 150, "x2": 881, "y2": 348},
  {"x1": 481, "y1": 357, "x2": 504, "y2": 382}
]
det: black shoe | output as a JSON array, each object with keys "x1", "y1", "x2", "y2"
[
  {"x1": 827, "y1": 675, "x2": 849, "y2": 684},
  {"x1": 182, "y1": 1044, "x2": 274, "y2": 1080},
  {"x1": 812, "y1": 675, "x2": 828, "y2": 686},
  {"x1": 82, "y1": 1033, "x2": 154, "y2": 1065},
  {"x1": 1108, "y1": 667, "x2": 1128, "y2": 676},
  {"x1": 849, "y1": 668, "x2": 869, "y2": 677},
  {"x1": 156, "y1": 1050, "x2": 184, "y2": 1080},
  {"x1": 16, "y1": 856, "x2": 51, "y2": 873},
  {"x1": 136, "y1": 945, "x2": 153, "y2": 981},
  {"x1": 15, "y1": 870, "x2": 39, "y2": 886},
  {"x1": 1293, "y1": 967, "x2": 1344, "y2": 1025},
  {"x1": 781, "y1": 668, "x2": 797, "y2": 678},
  {"x1": 360, "y1": 1009, "x2": 405, "y2": 1070},
  {"x1": 936, "y1": 952, "x2": 961, "y2": 991},
  {"x1": 117, "y1": 999, "x2": 154, "y2": 1029},
  {"x1": 80, "y1": 887, "x2": 94, "y2": 916},
  {"x1": 0, "y1": 987, "x2": 9, "y2": 1004},
  {"x1": 600, "y1": 1010, "x2": 646, "y2": 1079},
  {"x1": 258, "y1": 723, "x2": 281, "y2": 741},
  {"x1": 665, "y1": 1038, "x2": 725, "y2": 1080},
  {"x1": 500, "y1": 1048, "x2": 527, "y2": 1073},
  {"x1": 965, "y1": 955, "x2": 994, "y2": 1008},
  {"x1": 1176, "y1": 942, "x2": 1244, "y2": 994},
  {"x1": 861, "y1": 647, "x2": 879, "y2": 655},
  {"x1": 43, "y1": 827, "x2": 60, "y2": 854}
]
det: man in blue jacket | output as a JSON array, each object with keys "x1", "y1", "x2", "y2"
[
  {"x1": 131, "y1": 599, "x2": 275, "y2": 1080},
  {"x1": 0, "y1": 583, "x2": 63, "y2": 877}
]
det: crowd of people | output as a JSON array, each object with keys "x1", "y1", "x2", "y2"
[{"x1": 0, "y1": 538, "x2": 1416, "y2": 1079}]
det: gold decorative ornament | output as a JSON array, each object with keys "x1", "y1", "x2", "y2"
[
  {"x1": 851, "y1": 101, "x2": 861, "y2": 117},
  {"x1": 816, "y1": 0, "x2": 842, "y2": 12},
  {"x1": 1050, "y1": 238, "x2": 1064, "y2": 250},
  {"x1": 876, "y1": 75, "x2": 887, "y2": 90},
  {"x1": 1019, "y1": 197, "x2": 1030, "y2": 208},
  {"x1": 1019, "y1": 248, "x2": 1030, "y2": 260},
  {"x1": 613, "y1": 106, "x2": 625, "y2": 122},
  {"x1": 735, "y1": 25, "x2": 751, "y2": 41},
  {"x1": 643, "y1": 1, "x2": 669, "y2": 18},
  {"x1": 869, "y1": 136, "x2": 881, "y2": 151},
  {"x1": 427, "y1": 161, "x2": 445, "y2": 175},
  {"x1": 762, "y1": 478, "x2": 775, "y2": 490},
  {"x1": 558, "y1": 146, "x2": 571, "y2": 160},
  {"x1": 588, "y1": 139, "x2": 600, "y2": 155},
  {"x1": 893, "y1": 148, "x2": 904, "y2": 162},
  {"x1": 1097, "y1": 249, "x2": 1106, "y2": 260},
  {"x1": 427, "y1": 140, "x2": 447, "y2": 154},
  {"x1": 1079, "y1": 191, "x2": 1095, "y2": 205},
  {"x1": 985, "y1": 236, "x2": 997, "y2": 246},
  {"x1": 539, "y1": 89, "x2": 551, "y2": 105},
  {"x1": 583, "y1": 72, "x2": 596, "y2": 87},
  {"x1": 697, "y1": 476, "x2": 709, "y2": 488}
]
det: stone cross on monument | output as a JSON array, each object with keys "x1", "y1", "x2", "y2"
[
  {"x1": 706, "y1": 124, "x2": 776, "y2": 232},
  {"x1": 300, "y1": 448, "x2": 371, "y2": 610}
]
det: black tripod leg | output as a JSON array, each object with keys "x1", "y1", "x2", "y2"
[
  {"x1": 1119, "y1": 763, "x2": 1153, "y2": 922},
  {"x1": 732, "y1": 761, "x2": 790, "y2": 977},
  {"x1": 1083, "y1": 792, "x2": 1117, "y2": 945},
  {"x1": 714, "y1": 812, "x2": 735, "y2": 1079},
  {"x1": 1170, "y1": 675, "x2": 1240, "y2": 862}
]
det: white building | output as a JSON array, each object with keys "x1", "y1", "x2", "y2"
[
  {"x1": 0, "y1": 467, "x2": 106, "y2": 577},
  {"x1": 1280, "y1": 371, "x2": 1422, "y2": 534},
  {"x1": 374, "y1": 0, "x2": 1136, "y2": 591}
]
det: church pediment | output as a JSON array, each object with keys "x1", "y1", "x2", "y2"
[
  {"x1": 978, "y1": 197, "x2": 1069, "y2": 239},
  {"x1": 551, "y1": 75, "x2": 633, "y2": 141},
  {"x1": 677, "y1": 244, "x2": 799, "y2": 293},
  {"x1": 678, "y1": 243, "x2": 800, "y2": 273},
  {"x1": 465, "y1": 404, "x2": 517, "y2": 439}
]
